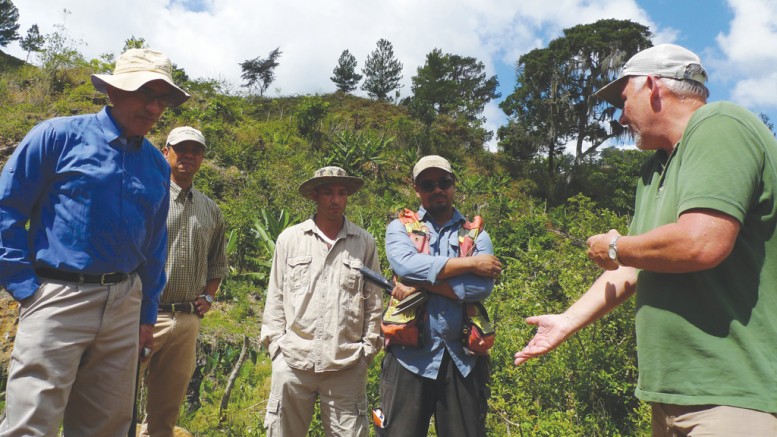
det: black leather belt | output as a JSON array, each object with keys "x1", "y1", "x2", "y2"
[
  {"x1": 158, "y1": 302, "x2": 197, "y2": 314},
  {"x1": 36, "y1": 267, "x2": 129, "y2": 285}
]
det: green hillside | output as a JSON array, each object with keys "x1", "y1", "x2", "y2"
[{"x1": 0, "y1": 50, "x2": 652, "y2": 436}]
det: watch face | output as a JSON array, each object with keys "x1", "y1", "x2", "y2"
[
  {"x1": 202, "y1": 295, "x2": 213, "y2": 303},
  {"x1": 608, "y1": 247, "x2": 617, "y2": 261}
]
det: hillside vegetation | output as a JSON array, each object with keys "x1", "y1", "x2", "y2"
[{"x1": 0, "y1": 46, "x2": 653, "y2": 436}]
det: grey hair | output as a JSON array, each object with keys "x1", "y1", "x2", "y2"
[{"x1": 630, "y1": 73, "x2": 709, "y2": 102}]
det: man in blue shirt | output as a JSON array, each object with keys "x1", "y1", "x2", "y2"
[
  {"x1": 380, "y1": 155, "x2": 502, "y2": 436},
  {"x1": 0, "y1": 48, "x2": 189, "y2": 437}
]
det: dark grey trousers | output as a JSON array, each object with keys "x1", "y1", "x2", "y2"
[{"x1": 378, "y1": 348, "x2": 490, "y2": 437}]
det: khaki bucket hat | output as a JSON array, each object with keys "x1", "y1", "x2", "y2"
[
  {"x1": 91, "y1": 48, "x2": 190, "y2": 107},
  {"x1": 298, "y1": 166, "x2": 364, "y2": 199}
]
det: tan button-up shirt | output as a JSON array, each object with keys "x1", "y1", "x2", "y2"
[
  {"x1": 160, "y1": 181, "x2": 228, "y2": 304},
  {"x1": 260, "y1": 217, "x2": 383, "y2": 372}
]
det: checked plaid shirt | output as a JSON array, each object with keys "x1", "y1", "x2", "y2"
[{"x1": 160, "y1": 181, "x2": 228, "y2": 304}]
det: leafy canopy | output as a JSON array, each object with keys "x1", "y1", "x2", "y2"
[
  {"x1": 408, "y1": 48, "x2": 500, "y2": 126},
  {"x1": 240, "y1": 47, "x2": 282, "y2": 97},
  {"x1": 499, "y1": 19, "x2": 652, "y2": 173}
]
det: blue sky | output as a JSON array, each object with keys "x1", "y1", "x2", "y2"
[{"x1": 9, "y1": 0, "x2": 777, "y2": 148}]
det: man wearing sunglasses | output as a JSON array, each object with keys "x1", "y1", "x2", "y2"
[
  {"x1": 380, "y1": 155, "x2": 502, "y2": 436},
  {"x1": 138, "y1": 127, "x2": 228, "y2": 436},
  {"x1": 0, "y1": 48, "x2": 188, "y2": 436}
]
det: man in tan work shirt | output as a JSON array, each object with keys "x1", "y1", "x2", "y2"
[
  {"x1": 260, "y1": 166, "x2": 383, "y2": 436},
  {"x1": 139, "y1": 126, "x2": 228, "y2": 436}
]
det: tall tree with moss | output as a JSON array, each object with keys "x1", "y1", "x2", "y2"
[
  {"x1": 240, "y1": 47, "x2": 282, "y2": 97},
  {"x1": 0, "y1": 0, "x2": 20, "y2": 48},
  {"x1": 499, "y1": 19, "x2": 652, "y2": 176},
  {"x1": 19, "y1": 24, "x2": 44, "y2": 62},
  {"x1": 331, "y1": 49, "x2": 362, "y2": 93},
  {"x1": 361, "y1": 38, "x2": 403, "y2": 101}
]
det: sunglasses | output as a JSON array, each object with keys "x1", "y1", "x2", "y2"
[
  {"x1": 417, "y1": 178, "x2": 454, "y2": 192},
  {"x1": 136, "y1": 86, "x2": 177, "y2": 108}
]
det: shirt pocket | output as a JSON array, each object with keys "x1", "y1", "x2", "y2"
[
  {"x1": 340, "y1": 257, "x2": 365, "y2": 338},
  {"x1": 287, "y1": 255, "x2": 312, "y2": 294}
]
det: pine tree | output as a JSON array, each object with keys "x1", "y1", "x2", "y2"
[
  {"x1": 361, "y1": 38, "x2": 403, "y2": 101},
  {"x1": 19, "y1": 24, "x2": 44, "y2": 62},
  {"x1": 0, "y1": 0, "x2": 20, "y2": 47},
  {"x1": 330, "y1": 49, "x2": 362, "y2": 93}
]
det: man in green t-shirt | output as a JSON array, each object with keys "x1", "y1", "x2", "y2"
[{"x1": 514, "y1": 44, "x2": 777, "y2": 436}]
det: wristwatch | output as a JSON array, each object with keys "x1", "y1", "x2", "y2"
[
  {"x1": 608, "y1": 235, "x2": 622, "y2": 265},
  {"x1": 199, "y1": 294, "x2": 214, "y2": 304}
]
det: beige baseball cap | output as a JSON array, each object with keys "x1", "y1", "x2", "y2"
[
  {"x1": 166, "y1": 126, "x2": 206, "y2": 149},
  {"x1": 595, "y1": 44, "x2": 707, "y2": 109},
  {"x1": 91, "y1": 48, "x2": 190, "y2": 107},
  {"x1": 413, "y1": 155, "x2": 455, "y2": 181},
  {"x1": 298, "y1": 166, "x2": 364, "y2": 199}
]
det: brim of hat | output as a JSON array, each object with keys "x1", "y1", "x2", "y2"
[
  {"x1": 91, "y1": 73, "x2": 191, "y2": 107},
  {"x1": 298, "y1": 176, "x2": 365, "y2": 199},
  {"x1": 594, "y1": 76, "x2": 629, "y2": 109}
]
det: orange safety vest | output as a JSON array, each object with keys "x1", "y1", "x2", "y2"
[{"x1": 382, "y1": 209, "x2": 495, "y2": 355}]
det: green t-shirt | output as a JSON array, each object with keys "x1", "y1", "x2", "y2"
[{"x1": 630, "y1": 102, "x2": 777, "y2": 413}]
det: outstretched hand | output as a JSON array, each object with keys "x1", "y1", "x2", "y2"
[{"x1": 513, "y1": 314, "x2": 575, "y2": 366}]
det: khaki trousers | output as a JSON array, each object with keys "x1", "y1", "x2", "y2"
[
  {"x1": 652, "y1": 403, "x2": 777, "y2": 436},
  {"x1": 264, "y1": 354, "x2": 370, "y2": 437},
  {"x1": 139, "y1": 312, "x2": 200, "y2": 437},
  {"x1": 0, "y1": 275, "x2": 142, "y2": 437}
]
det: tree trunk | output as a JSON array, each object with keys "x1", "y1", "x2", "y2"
[{"x1": 218, "y1": 335, "x2": 249, "y2": 423}]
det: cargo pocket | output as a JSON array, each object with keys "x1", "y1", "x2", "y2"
[
  {"x1": 354, "y1": 398, "x2": 370, "y2": 437},
  {"x1": 264, "y1": 396, "x2": 281, "y2": 435}
]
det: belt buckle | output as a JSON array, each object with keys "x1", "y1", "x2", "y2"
[{"x1": 100, "y1": 273, "x2": 110, "y2": 286}]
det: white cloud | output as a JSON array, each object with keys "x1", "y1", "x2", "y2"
[{"x1": 716, "y1": 0, "x2": 777, "y2": 107}]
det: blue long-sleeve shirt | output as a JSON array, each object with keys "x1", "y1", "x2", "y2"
[
  {"x1": 385, "y1": 207, "x2": 494, "y2": 379},
  {"x1": 0, "y1": 107, "x2": 170, "y2": 324}
]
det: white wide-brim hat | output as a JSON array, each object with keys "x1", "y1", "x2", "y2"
[{"x1": 91, "y1": 48, "x2": 190, "y2": 107}]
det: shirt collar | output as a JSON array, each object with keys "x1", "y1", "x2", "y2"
[
  {"x1": 417, "y1": 206, "x2": 465, "y2": 229},
  {"x1": 99, "y1": 106, "x2": 144, "y2": 149},
  {"x1": 302, "y1": 216, "x2": 355, "y2": 238},
  {"x1": 170, "y1": 180, "x2": 194, "y2": 201}
]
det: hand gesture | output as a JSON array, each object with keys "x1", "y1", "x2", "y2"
[{"x1": 513, "y1": 314, "x2": 575, "y2": 365}]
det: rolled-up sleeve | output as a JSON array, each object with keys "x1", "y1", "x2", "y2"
[
  {"x1": 447, "y1": 230, "x2": 495, "y2": 302},
  {"x1": 386, "y1": 219, "x2": 448, "y2": 283}
]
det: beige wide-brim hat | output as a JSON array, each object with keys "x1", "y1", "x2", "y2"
[
  {"x1": 91, "y1": 48, "x2": 190, "y2": 107},
  {"x1": 298, "y1": 166, "x2": 364, "y2": 199}
]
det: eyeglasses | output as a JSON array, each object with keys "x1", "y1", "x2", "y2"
[
  {"x1": 136, "y1": 86, "x2": 177, "y2": 108},
  {"x1": 417, "y1": 178, "x2": 454, "y2": 192}
]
